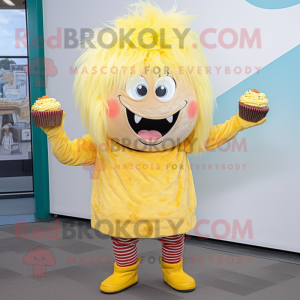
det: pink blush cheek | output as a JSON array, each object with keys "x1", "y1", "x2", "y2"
[
  {"x1": 187, "y1": 100, "x2": 198, "y2": 119},
  {"x1": 107, "y1": 99, "x2": 120, "y2": 118}
]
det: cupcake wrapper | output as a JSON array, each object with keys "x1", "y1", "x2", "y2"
[
  {"x1": 239, "y1": 102, "x2": 269, "y2": 122},
  {"x1": 31, "y1": 110, "x2": 63, "y2": 127}
]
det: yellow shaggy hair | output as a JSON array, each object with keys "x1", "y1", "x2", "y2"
[{"x1": 74, "y1": 1, "x2": 214, "y2": 153}]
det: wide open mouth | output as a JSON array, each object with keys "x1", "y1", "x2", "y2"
[{"x1": 126, "y1": 108, "x2": 180, "y2": 143}]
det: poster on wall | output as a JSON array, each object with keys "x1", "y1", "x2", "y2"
[
  {"x1": 9, "y1": 64, "x2": 27, "y2": 73},
  {"x1": 0, "y1": 61, "x2": 31, "y2": 161}
]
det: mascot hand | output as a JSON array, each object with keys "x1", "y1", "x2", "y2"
[
  {"x1": 236, "y1": 113, "x2": 266, "y2": 130},
  {"x1": 41, "y1": 111, "x2": 65, "y2": 135}
]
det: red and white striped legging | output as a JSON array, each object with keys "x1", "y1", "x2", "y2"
[{"x1": 111, "y1": 234, "x2": 185, "y2": 267}]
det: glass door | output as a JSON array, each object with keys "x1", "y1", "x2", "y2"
[{"x1": 0, "y1": 1, "x2": 33, "y2": 197}]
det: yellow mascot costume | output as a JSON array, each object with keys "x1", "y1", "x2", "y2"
[{"x1": 35, "y1": 1, "x2": 267, "y2": 294}]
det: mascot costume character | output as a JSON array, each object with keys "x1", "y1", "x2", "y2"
[{"x1": 33, "y1": 1, "x2": 267, "y2": 294}]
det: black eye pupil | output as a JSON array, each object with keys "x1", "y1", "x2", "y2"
[
  {"x1": 156, "y1": 85, "x2": 167, "y2": 97},
  {"x1": 136, "y1": 85, "x2": 147, "y2": 97}
]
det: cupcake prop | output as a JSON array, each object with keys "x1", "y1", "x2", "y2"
[
  {"x1": 239, "y1": 89, "x2": 269, "y2": 122},
  {"x1": 31, "y1": 96, "x2": 63, "y2": 127}
]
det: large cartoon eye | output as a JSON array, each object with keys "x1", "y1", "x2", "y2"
[
  {"x1": 126, "y1": 76, "x2": 148, "y2": 100},
  {"x1": 154, "y1": 76, "x2": 176, "y2": 101}
]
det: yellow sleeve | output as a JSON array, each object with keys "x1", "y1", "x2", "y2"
[
  {"x1": 205, "y1": 113, "x2": 266, "y2": 151},
  {"x1": 184, "y1": 113, "x2": 266, "y2": 153},
  {"x1": 41, "y1": 112, "x2": 96, "y2": 166}
]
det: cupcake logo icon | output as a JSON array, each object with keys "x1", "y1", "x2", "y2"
[
  {"x1": 83, "y1": 158, "x2": 106, "y2": 179},
  {"x1": 28, "y1": 56, "x2": 58, "y2": 88},
  {"x1": 24, "y1": 246, "x2": 56, "y2": 277}
]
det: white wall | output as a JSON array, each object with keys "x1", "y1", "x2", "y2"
[{"x1": 43, "y1": 0, "x2": 300, "y2": 252}]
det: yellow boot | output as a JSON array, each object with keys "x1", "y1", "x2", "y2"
[
  {"x1": 100, "y1": 258, "x2": 141, "y2": 294},
  {"x1": 160, "y1": 257, "x2": 196, "y2": 292}
]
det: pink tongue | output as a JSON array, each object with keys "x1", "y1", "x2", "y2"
[{"x1": 138, "y1": 130, "x2": 162, "y2": 141}]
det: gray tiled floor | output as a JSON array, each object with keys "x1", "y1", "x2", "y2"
[{"x1": 0, "y1": 220, "x2": 300, "y2": 300}]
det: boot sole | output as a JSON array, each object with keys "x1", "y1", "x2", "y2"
[
  {"x1": 100, "y1": 281, "x2": 138, "y2": 294},
  {"x1": 164, "y1": 280, "x2": 195, "y2": 293}
]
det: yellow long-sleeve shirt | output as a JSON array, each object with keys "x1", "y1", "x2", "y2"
[{"x1": 44, "y1": 114, "x2": 265, "y2": 238}]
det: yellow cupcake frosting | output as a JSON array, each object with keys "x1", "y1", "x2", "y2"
[
  {"x1": 31, "y1": 96, "x2": 61, "y2": 111},
  {"x1": 240, "y1": 89, "x2": 268, "y2": 107}
]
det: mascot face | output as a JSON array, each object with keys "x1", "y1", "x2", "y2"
[
  {"x1": 74, "y1": 2, "x2": 213, "y2": 154},
  {"x1": 106, "y1": 70, "x2": 198, "y2": 151}
]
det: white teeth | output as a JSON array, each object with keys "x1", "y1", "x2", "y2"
[
  {"x1": 166, "y1": 116, "x2": 173, "y2": 123},
  {"x1": 134, "y1": 115, "x2": 142, "y2": 124}
]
